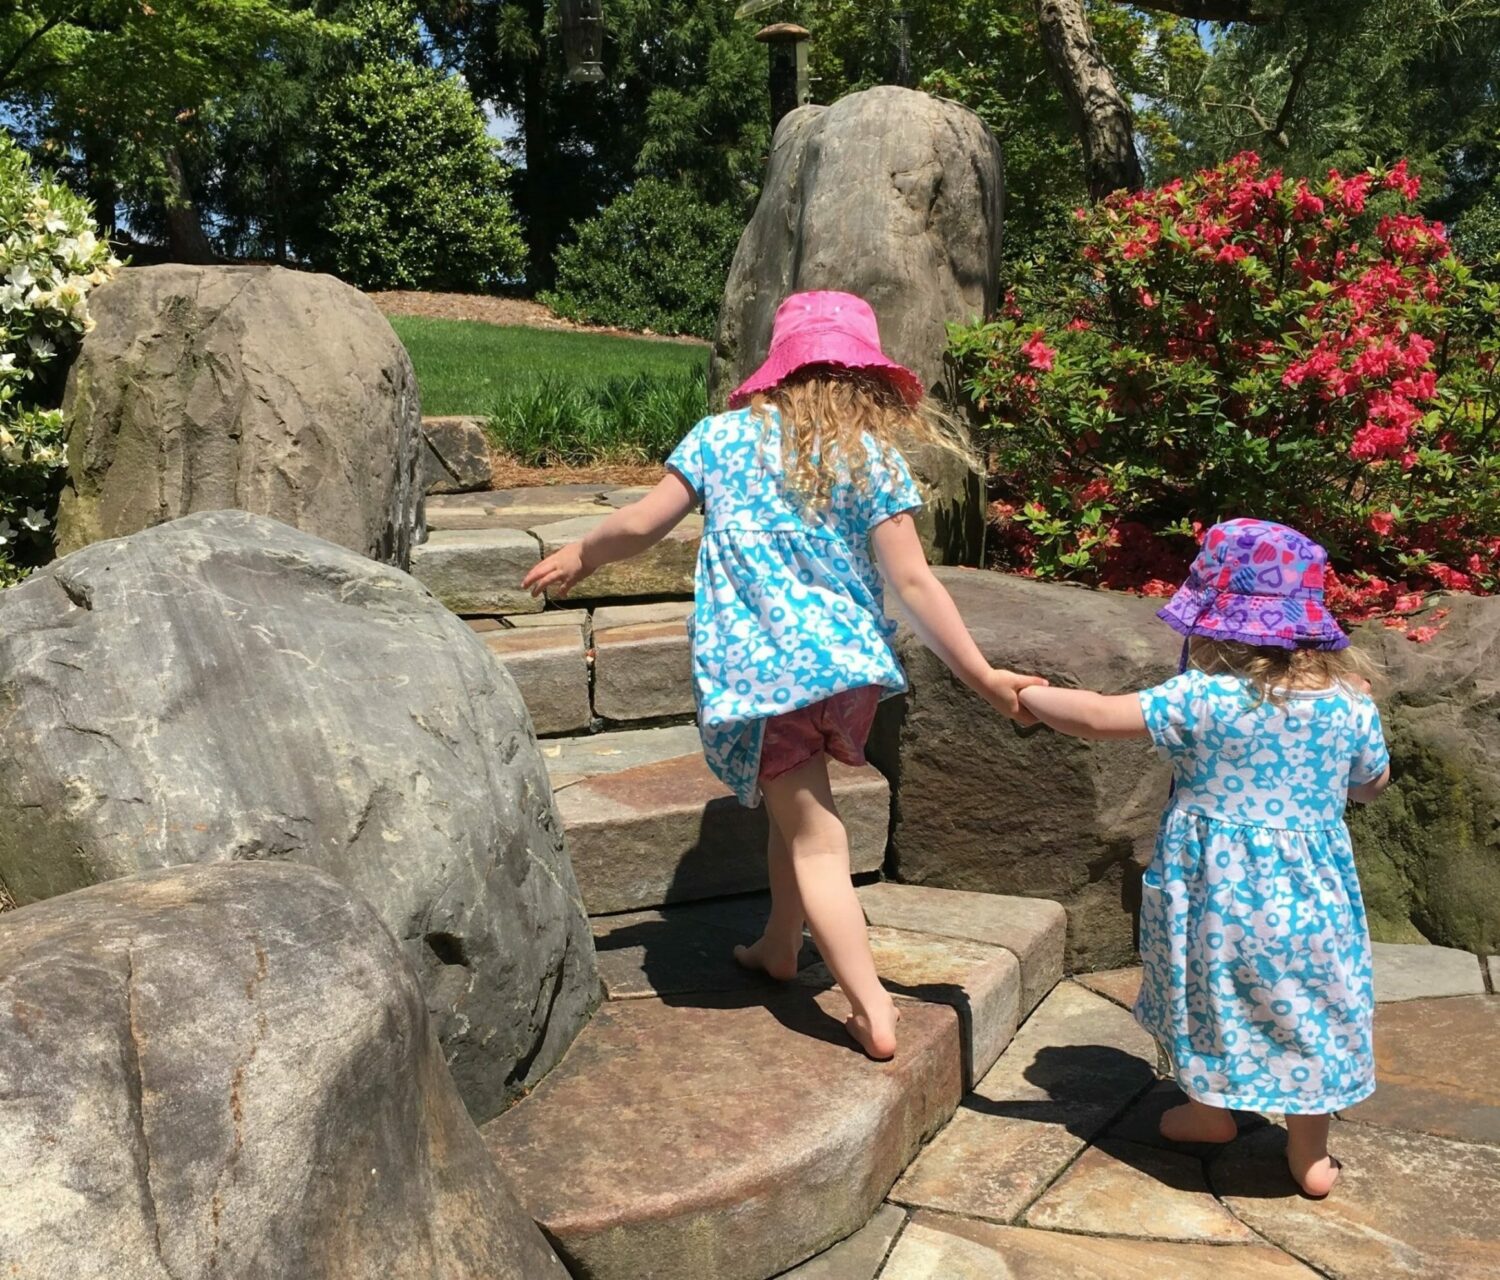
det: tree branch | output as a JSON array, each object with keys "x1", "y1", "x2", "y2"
[
  {"x1": 0, "y1": 14, "x2": 68, "y2": 95},
  {"x1": 1119, "y1": 0, "x2": 1280, "y2": 22}
]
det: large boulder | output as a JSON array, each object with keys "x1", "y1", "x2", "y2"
[
  {"x1": 869, "y1": 570, "x2": 1179, "y2": 972},
  {"x1": 0, "y1": 861, "x2": 570, "y2": 1280},
  {"x1": 710, "y1": 86, "x2": 1003, "y2": 565},
  {"x1": 0, "y1": 510, "x2": 597, "y2": 1121},
  {"x1": 55, "y1": 265, "x2": 424, "y2": 569},
  {"x1": 1347, "y1": 593, "x2": 1500, "y2": 954},
  {"x1": 872, "y1": 571, "x2": 1500, "y2": 969}
]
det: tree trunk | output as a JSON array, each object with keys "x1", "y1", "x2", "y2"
[
  {"x1": 1037, "y1": 0, "x2": 1143, "y2": 201},
  {"x1": 520, "y1": 0, "x2": 558, "y2": 290},
  {"x1": 161, "y1": 148, "x2": 216, "y2": 265}
]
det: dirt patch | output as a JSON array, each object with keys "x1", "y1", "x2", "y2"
[
  {"x1": 368, "y1": 290, "x2": 709, "y2": 347},
  {"x1": 490, "y1": 455, "x2": 666, "y2": 490}
]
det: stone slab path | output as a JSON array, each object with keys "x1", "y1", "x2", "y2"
[{"x1": 770, "y1": 942, "x2": 1499, "y2": 1279}]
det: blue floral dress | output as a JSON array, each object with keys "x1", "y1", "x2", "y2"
[
  {"x1": 666, "y1": 407, "x2": 922, "y2": 806},
  {"x1": 1134, "y1": 670, "x2": 1390, "y2": 1114}
]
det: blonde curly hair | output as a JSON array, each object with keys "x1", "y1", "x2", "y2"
[
  {"x1": 1188, "y1": 637, "x2": 1378, "y2": 704},
  {"x1": 749, "y1": 366, "x2": 977, "y2": 514}
]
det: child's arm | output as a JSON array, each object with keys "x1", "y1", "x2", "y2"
[
  {"x1": 522, "y1": 473, "x2": 697, "y2": 598},
  {"x1": 870, "y1": 514, "x2": 1047, "y2": 722},
  {"x1": 1349, "y1": 766, "x2": 1392, "y2": 804},
  {"x1": 1017, "y1": 685, "x2": 1150, "y2": 741}
]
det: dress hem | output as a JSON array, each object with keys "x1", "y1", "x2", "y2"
[{"x1": 1173, "y1": 1074, "x2": 1376, "y2": 1115}]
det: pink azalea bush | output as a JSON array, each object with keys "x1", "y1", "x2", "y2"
[{"x1": 950, "y1": 152, "x2": 1500, "y2": 629}]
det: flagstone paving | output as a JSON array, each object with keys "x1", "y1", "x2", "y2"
[{"x1": 772, "y1": 940, "x2": 1498, "y2": 1280}]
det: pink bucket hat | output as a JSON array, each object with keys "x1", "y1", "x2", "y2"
[{"x1": 728, "y1": 291, "x2": 925, "y2": 409}]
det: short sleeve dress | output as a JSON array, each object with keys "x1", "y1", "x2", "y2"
[
  {"x1": 666, "y1": 406, "x2": 922, "y2": 807},
  {"x1": 1134, "y1": 670, "x2": 1390, "y2": 1114}
]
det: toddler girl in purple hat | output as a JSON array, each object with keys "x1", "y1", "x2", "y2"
[
  {"x1": 1019, "y1": 518, "x2": 1391, "y2": 1197},
  {"x1": 525, "y1": 291, "x2": 1044, "y2": 1060}
]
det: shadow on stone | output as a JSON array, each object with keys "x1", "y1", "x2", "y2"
[{"x1": 961, "y1": 1042, "x2": 1156, "y2": 1138}]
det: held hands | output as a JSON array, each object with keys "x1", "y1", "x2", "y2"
[
  {"x1": 976, "y1": 667, "x2": 1049, "y2": 725},
  {"x1": 522, "y1": 542, "x2": 590, "y2": 599}
]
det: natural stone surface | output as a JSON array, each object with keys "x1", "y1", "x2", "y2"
[
  {"x1": 556, "y1": 731, "x2": 889, "y2": 914},
  {"x1": 881, "y1": 1215, "x2": 1319, "y2": 1280},
  {"x1": 593, "y1": 618, "x2": 695, "y2": 722},
  {"x1": 1216, "y1": 1122, "x2": 1500, "y2": 1279},
  {"x1": 57, "y1": 264, "x2": 422, "y2": 567},
  {"x1": 422, "y1": 415, "x2": 493, "y2": 494},
  {"x1": 1371, "y1": 941, "x2": 1487, "y2": 1001},
  {"x1": 780, "y1": 1204, "x2": 906, "y2": 1279},
  {"x1": 0, "y1": 511, "x2": 596, "y2": 1123},
  {"x1": 482, "y1": 989, "x2": 961, "y2": 1280},
  {"x1": 1075, "y1": 965, "x2": 1144, "y2": 1010},
  {"x1": 592, "y1": 894, "x2": 818, "y2": 1000},
  {"x1": 856, "y1": 881, "x2": 1067, "y2": 1017},
  {"x1": 481, "y1": 623, "x2": 591, "y2": 736},
  {"x1": 1024, "y1": 1139, "x2": 1255, "y2": 1242},
  {"x1": 409, "y1": 526, "x2": 543, "y2": 615},
  {"x1": 425, "y1": 485, "x2": 615, "y2": 532},
  {"x1": 1343, "y1": 994, "x2": 1500, "y2": 1144},
  {"x1": 533, "y1": 512, "x2": 702, "y2": 600},
  {"x1": 802, "y1": 926, "x2": 1021, "y2": 1088},
  {"x1": 869, "y1": 570, "x2": 1185, "y2": 972},
  {"x1": 710, "y1": 87, "x2": 1001, "y2": 565},
  {"x1": 892, "y1": 982, "x2": 1156, "y2": 1221},
  {"x1": 593, "y1": 600, "x2": 695, "y2": 629},
  {"x1": 0, "y1": 862, "x2": 569, "y2": 1280},
  {"x1": 1347, "y1": 593, "x2": 1500, "y2": 954},
  {"x1": 542, "y1": 723, "x2": 703, "y2": 788},
  {"x1": 1491, "y1": 955, "x2": 1499, "y2": 989}
]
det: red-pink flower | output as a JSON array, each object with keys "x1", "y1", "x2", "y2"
[
  {"x1": 1384, "y1": 159, "x2": 1422, "y2": 202},
  {"x1": 1216, "y1": 243, "x2": 1249, "y2": 265},
  {"x1": 1019, "y1": 330, "x2": 1056, "y2": 372},
  {"x1": 1368, "y1": 511, "x2": 1397, "y2": 537}
]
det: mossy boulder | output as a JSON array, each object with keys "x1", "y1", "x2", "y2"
[{"x1": 1348, "y1": 593, "x2": 1500, "y2": 954}]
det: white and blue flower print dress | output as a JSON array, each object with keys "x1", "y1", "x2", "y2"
[
  {"x1": 1134, "y1": 670, "x2": 1390, "y2": 1114},
  {"x1": 666, "y1": 407, "x2": 922, "y2": 807}
]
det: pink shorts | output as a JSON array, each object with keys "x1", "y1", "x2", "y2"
[{"x1": 758, "y1": 686, "x2": 884, "y2": 784}]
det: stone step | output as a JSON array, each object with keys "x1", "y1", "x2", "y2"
[
  {"x1": 534, "y1": 513, "x2": 701, "y2": 602},
  {"x1": 481, "y1": 985, "x2": 962, "y2": 1280},
  {"x1": 479, "y1": 618, "x2": 590, "y2": 736},
  {"x1": 409, "y1": 527, "x2": 541, "y2": 615},
  {"x1": 592, "y1": 600, "x2": 695, "y2": 724},
  {"x1": 545, "y1": 726, "x2": 889, "y2": 915}
]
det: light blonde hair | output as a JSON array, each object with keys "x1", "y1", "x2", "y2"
[
  {"x1": 1189, "y1": 637, "x2": 1378, "y2": 705},
  {"x1": 750, "y1": 366, "x2": 977, "y2": 514}
]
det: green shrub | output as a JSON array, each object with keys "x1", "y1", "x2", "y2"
[
  {"x1": 542, "y1": 180, "x2": 743, "y2": 340},
  {"x1": 0, "y1": 136, "x2": 121, "y2": 584},
  {"x1": 304, "y1": 56, "x2": 525, "y2": 291},
  {"x1": 952, "y1": 153, "x2": 1499, "y2": 625},
  {"x1": 487, "y1": 368, "x2": 708, "y2": 466}
]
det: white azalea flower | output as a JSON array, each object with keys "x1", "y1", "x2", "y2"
[
  {"x1": 0, "y1": 521, "x2": 12, "y2": 546},
  {"x1": 5, "y1": 264, "x2": 34, "y2": 291},
  {"x1": 27, "y1": 335, "x2": 56, "y2": 360},
  {"x1": 20, "y1": 507, "x2": 49, "y2": 532},
  {"x1": 0, "y1": 352, "x2": 16, "y2": 371}
]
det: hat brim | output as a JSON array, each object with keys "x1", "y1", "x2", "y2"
[
  {"x1": 1157, "y1": 585, "x2": 1350, "y2": 651},
  {"x1": 728, "y1": 328, "x2": 925, "y2": 409}
]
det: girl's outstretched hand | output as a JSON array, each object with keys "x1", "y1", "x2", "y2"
[
  {"x1": 523, "y1": 542, "x2": 588, "y2": 598},
  {"x1": 976, "y1": 667, "x2": 1049, "y2": 725}
]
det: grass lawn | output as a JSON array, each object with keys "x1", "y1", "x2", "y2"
[{"x1": 391, "y1": 315, "x2": 709, "y2": 417}]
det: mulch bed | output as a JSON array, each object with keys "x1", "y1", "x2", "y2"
[
  {"x1": 368, "y1": 290, "x2": 709, "y2": 347},
  {"x1": 489, "y1": 456, "x2": 666, "y2": 490}
]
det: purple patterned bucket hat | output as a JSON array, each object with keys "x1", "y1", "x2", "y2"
[{"x1": 1158, "y1": 518, "x2": 1349, "y2": 651}]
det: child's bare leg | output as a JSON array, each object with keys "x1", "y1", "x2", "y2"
[
  {"x1": 734, "y1": 822, "x2": 804, "y2": 980},
  {"x1": 761, "y1": 755, "x2": 898, "y2": 1059},
  {"x1": 1159, "y1": 1097, "x2": 1237, "y2": 1143},
  {"x1": 1285, "y1": 1114, "x2": 1340, "y2": 1197}
]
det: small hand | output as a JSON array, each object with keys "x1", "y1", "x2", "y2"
[
  {"x1": 977, "y1": 668, "x2": 1049, "y2": 725},
  {"x1": 522, "y1": 543, "x2": 589, "y2": 598}
]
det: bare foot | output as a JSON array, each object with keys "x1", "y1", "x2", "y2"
[
  {"x1": 1159, "y1": 1100, "x2": 1238, "y2": 1144},
  {"x1": 733, "y1": 933, "x2": 802, "y2": 981},
  {"x1": 1287, "y1": 1147, "x2": 1341, "y2": 1198},
  {"x1": 845, "y1": 1001, "x2": 900, "y2": 1060}
]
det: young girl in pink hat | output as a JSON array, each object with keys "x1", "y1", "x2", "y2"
[
  {"x1": 1018, "y1": 519, "x2": 1391, "y2": 1197},
  {"x1": 525, "y1": 291, "x2": 1044, "y2": 1059}
]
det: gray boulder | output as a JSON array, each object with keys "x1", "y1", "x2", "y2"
[
  {"x1": 869, "y1": 570, "x2": 1178, "y2": 972},
  {"x1": 872, "y1": 571, "x2": 1500, "y2": 969},
  {"x1": 710, "y1": 87, "x2": 1003, "y2": 564},
  {"x1": 423, "y1": 415, "x2": 494, "y2": 494},
  {"x1": 56, "y1": 265, "x2": 423, "y2": 568},
  {"x1": 0, "y1": 861, "x2": 570, "y2": 1280},
  {"x1": 0, "y1": 510, "x2": 597, "y2": 1121},
  {"x1": 1348, "y1": 593, "x2": 1500, "y2": 955}
]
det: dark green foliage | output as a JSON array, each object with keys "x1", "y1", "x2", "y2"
[{"x1": 542, "y1": 179, "x2": 743, "y2": 338}]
